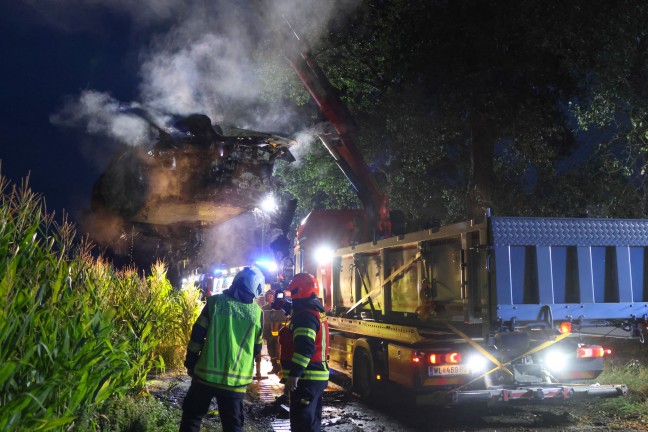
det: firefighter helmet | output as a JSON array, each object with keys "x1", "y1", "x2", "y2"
[
  {"x1": 288, "y1": 273, "x2": 319, "y2": 300},
  {"x1": 232, "y1": 266, "x2": 265, "y2": 298}
]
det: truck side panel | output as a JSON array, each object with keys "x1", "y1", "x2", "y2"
[{"x1": 491, "y1": 217, "x2": 648, "y2": 324}]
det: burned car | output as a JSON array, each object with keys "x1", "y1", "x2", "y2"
[{"x1": 83, "y1": 113, "x2": 297, "y2": 284}]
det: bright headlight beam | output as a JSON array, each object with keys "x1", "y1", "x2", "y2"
[
  {"x1": 261, "y1": 195, "x2": 278, "y2": 213},
  {"x1": 314, "y1": 245, "x2": 335, "y2": 265}
]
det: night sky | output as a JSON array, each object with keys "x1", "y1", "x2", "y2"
[{"x1": 0, "y1": 0, "x2": 345, "y2": 227}]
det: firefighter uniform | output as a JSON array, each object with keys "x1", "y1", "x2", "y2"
[
  {"x1": 181, "y1": 267, "x2": 264, "y2": 432},
  {"x1": 279, "y1": 273, "x2": 330, "y2": 432}
]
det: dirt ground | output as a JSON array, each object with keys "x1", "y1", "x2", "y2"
[{"x1": 148, "y1": 363, "x2": 647, "y2": 432}]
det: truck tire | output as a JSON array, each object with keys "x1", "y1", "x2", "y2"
[{"x1": 353, "y1": 347, "x2": 376, "y2": 398}]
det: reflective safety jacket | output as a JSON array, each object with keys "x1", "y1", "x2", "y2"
[
  {"x1": 279, "y1": 306, "x2": 330, "y2": 381},
  {"x1": 186, "y1": 293, "x2": 263, "y2": 392}
]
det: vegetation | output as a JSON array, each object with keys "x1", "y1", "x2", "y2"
[
  {"x1": 0, "y1": 173, "x2": 202, "y2": 431},
  {"x1": 260, "y1": 1, "x2": 648, "y2": 228}
]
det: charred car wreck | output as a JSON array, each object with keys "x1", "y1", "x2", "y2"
[{"x1": 84, "y1": 113, "x2": 297, "y2": 284}]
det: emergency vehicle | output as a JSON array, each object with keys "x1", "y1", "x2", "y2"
[{"x1": 282, "y1": 24, "x2": 638, "y2": 404}]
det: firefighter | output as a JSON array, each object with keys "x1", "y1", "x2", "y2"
[
  {"x1": 278, "y1": 273, "x2": 330, "y2": 432},
  {"x1": 261, "y1": 289, "x2": 284, "y2": 374},
  {"x1": 180, "y1": 266, "x2": 265, "y2": 432}
]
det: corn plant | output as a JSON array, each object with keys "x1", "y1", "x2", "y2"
[{"x1": 0, "y1": 175, "x2": 173, "y2": 430}]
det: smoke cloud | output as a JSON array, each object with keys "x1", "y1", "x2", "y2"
[
  {"x1": 43, "y1": 0, "x2": 361, "y2": 138},
  {"x1": 39, "y1": 0, "x2": 361, "y2": 271}
]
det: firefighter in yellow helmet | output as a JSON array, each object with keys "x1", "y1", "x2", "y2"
[
  {"x1": 278, "y1": 273, "x2": 330, "y2": 432},
  {"x1": 180, "y1": 266, "x2": 265, "y2": 432}
]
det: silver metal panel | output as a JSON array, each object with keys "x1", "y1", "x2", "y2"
[
  {"x1": 494, "y1": 246, "x2": 513, "y2": 305},
  {"x1": 536, "y1": 246, "x2": 554, "y2": 304},
  {"x1": 491, "y1": 217, "x2": 648, "y2": 247},
  {"x1": 496, "y1": 302, "x2": 648, "y2": 322},
  {"x1": 491, "y1": 217, "x2": 648, "y2": 322},
  {"x1": 576, "y1": 247, "x2": 595, "y2": 303},
  {"x1": 616, "y1": 246, "x2": 633, "y2": 302}
]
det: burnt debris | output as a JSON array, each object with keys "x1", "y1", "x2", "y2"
[{"x1": 83, "y1": 113, "x2": 297, "y2": 284}]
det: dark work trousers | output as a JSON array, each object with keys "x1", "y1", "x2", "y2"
[
  {"x1": 179, "y1": 379, "x2": 245, "y2": 432},
  {"x1": 289, "y1": 379, "x2": 328, "y2": 432}
]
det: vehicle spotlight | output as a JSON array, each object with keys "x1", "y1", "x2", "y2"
[
  {"x1": 314, "y1": 245, "x2": 335, "y2": 265},
  {"x1": 255, "y1": 259, "x2": 278, "y2": 273},
  {"x1": 467, "y1": 355, "x2": 489, "y2": 374},
  {"x1": 261, "y1": 194, "x2": 278, "y2": 213},
  {"x1": 544, "y1": 350, "x2": 568, "y2": 372}
]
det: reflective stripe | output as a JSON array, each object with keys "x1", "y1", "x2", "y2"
[
  {"x1": 302, "y1": 368, "x2": 329, "y2": 380},
  {"x1": 292, "y1": 352, "x2": 310, "y2": 367},
  {"x1": 293, "y1": 327, "x2": 316, "y2": 340},
  {"x1": 194, "y1": 377, "x2": 248, "y2": 393},
  {"x1": 197, "y1": 315, "x2": 209, "y2": 328},
  {"x1": 195, "y1": 366, "x2": 255, "y2": 382},
  {"x1": 188, "y1": 340, "x2": 202, "y2": 354}
]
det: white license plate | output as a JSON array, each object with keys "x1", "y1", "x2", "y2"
[{"x1": 429, "y1": 365, "x2": 469, "y2": 376}]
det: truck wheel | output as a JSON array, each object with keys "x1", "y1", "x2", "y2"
[{"x1": 353, "y1": 347, "x2": 376, "y2": 398}]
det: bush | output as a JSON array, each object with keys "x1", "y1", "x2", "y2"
[{"x1": 97, "y1": 395, "x2": 181, "y2": 432}]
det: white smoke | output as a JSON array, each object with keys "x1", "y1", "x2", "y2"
[
  {"x1": 39, "y1": 0, "x2": 361, "y2": 269},
  {"x1": 43, "y1": 0, "x2": 360, "y2": 139},
  {"x1": 50, "y1": 90, "x2": 155, "y2": 146}
]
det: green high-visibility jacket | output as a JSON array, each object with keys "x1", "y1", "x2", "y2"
[{"x1": 194, "y1": 294, "x2": 263, "y2": 388}]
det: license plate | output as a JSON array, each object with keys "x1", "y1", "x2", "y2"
[{"x1": 429, "y1": 365, "x2": 469, "y2": 376}]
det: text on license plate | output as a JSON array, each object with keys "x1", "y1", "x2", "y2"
[{"x1": 429, "y1": 365, "x2": 469, "y2": 376}]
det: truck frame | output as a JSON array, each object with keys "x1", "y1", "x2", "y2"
[
  {"x1": 302, "y1": 212, "x2": 643, "y2": 403},
  {"x1": 281, "y1": 20, "x2": 639, "y2": 404}
]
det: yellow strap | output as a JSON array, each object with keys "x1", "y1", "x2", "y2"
[
  {"x1": 446, "y1": 323, "x2": 513, "y2": 377},
  {"x1": 447, "y1": 323, "x2": 572, "y2": 391},
  {"x1": 345, "y1": 252, "x2": 421, "y2": 317}
]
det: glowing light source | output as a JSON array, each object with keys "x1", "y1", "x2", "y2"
[
  {"x1": 544, "y1": 350, "x2": 568, "y2": 371},
  {"x1": 314, "y1": 245, "x2": 335, "y2": 265},
  {"x1": 577, "y1": 345, "x2": 605, "y2": 358},
  {"x1": 466, "y1": 355, "x2": 488, "y2": 373},
  {"x1": 559, "y1": 321, "x2": 572, "y2": 334},
  {"x1": 260, "y1": 195, "x2": 278, "y2": 213},
  {"x1": 255, "y1": 259, "x2": 278, "y2": 272},
  {"x1": 446, "y1": 352, "x2": 461, "y2": 363}
]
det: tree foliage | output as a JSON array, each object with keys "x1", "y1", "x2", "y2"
[{"x1": 262, "y1": 0, "x2": 648, "y2": 227}]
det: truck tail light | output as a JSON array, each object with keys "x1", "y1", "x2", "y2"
[
  {"x1": 446, "y1": 352, "x2": 462, "y2": 363},
  {"x1": 577, "y1": 346, "x2": 605, "y2": 358},
  {"x1": 427, "y1": 352, "x2": 461, "y2": 364}
]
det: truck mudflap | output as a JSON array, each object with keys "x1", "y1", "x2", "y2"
[{"x1": 448, "y1": 383, "x2": 628, "y2": 404}]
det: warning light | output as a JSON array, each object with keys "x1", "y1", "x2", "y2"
[
  {"x1": 559, "y1": 322, "x2": 572, "y2": 334},
  {"x1": 376, "y1": 374, "x2": 382, "y2": 381}
]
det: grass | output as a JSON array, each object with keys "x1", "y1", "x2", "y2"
[{"x1": 579, "y1": 338, "x2": 648, "y2": 427}]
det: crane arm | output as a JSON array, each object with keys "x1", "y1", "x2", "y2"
[{"x1": 282, "y1": 27, "x2": 391, "y2": 237}]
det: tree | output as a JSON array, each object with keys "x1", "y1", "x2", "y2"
[{"x1": 261, "y1": 0, "x2": 648, "y2": 228}]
